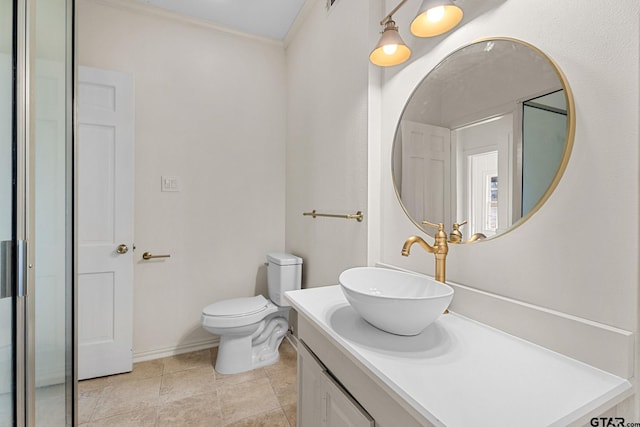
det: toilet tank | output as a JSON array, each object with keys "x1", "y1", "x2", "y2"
[{"x1": 267, "y1": 253, "x2": 303, "y2": 306}]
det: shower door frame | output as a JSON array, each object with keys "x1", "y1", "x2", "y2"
[
  {"x1": 12, "y1": 0, "x2": 76, "y2": 424},
  {"x1": 15, "y1": 0, "x2": 30, "y2": 423}
]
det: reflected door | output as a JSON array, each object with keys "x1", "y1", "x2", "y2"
[{"x1": 400, "y1": 121, "x2": 451, "y2": 226}]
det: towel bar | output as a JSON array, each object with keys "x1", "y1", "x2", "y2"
[{"x1": 303, "y1": 210, "x2": 364, "y2": 222}]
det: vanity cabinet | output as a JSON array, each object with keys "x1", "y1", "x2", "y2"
[
  {"x1": 298, "y1": 341, "x2": 374, "y2": 427},
  {"x1": 297, "y1": 315, "x2": 430, "y2": 427},
  {"x1": 289, "y1": 286, "x2": 632, "y2": 427}
]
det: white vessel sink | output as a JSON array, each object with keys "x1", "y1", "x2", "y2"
[{"x1": 338, "y1": 267, "x2": 454, "y2": 336}]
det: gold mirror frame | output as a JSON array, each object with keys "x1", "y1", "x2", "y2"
[{"x1": 392, "y1": 37, "x2": 576, "y2": 241}]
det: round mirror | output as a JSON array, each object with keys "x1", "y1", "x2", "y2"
[{"x1": 392, "y1": 38, "x2": 574, "y2": 241}]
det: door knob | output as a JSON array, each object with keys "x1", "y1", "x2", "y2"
[{"x1": 116, "y1": 244, "x2": 129, "y2": 254}]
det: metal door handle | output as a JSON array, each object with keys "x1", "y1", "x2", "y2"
[
  {"x1": 142, "y1": 252, "x2": 170, "y2": 260},
  {"x1": 116, "y1": 244, "x2": 129, "y2": 254}
]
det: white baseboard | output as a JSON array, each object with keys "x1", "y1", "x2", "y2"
[
  {"x1": 376, "y1": 262, "x2": 634, "y2": 379},
  {"x1": 133, "y1": 337, "x2": 219, "y2": 363},
  {"x1": 133, "y1": 334, "x2": 298, "y2": 364}
]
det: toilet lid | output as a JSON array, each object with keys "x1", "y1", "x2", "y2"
[{"x1": 202, "y1": 295, "x2": 269, "y2": 317}]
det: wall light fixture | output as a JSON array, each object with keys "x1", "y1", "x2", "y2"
[
  {"x1": 369, "y1": 20, "x2": 412, "y2": 67},
  {"x1": 370, "y1": 0, "x2": 464, "y2": 67}
]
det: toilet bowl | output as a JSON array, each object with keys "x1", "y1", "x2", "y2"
[{"x1": 201, "y1": 253, "x2": 302, "y2": 374}]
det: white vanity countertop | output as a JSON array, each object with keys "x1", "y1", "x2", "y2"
[{"x1": 286, "y1": 285, "x2": 632, "y2": 427}]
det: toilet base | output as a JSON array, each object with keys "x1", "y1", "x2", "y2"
[{"x1": 214, "y1": 314, "x2": 289, "y2": 375}]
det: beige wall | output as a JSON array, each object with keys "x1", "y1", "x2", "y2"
[
  {"x1": 77, "y1": 0, "x2": 287, "y2": 359},
  {"x1": 284, "y1": 0, "x2": 372, "y2": 287}
]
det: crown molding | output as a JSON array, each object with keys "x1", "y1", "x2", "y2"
[{"x1": 82, "y1": 0, "x2": 284, "y2": 46}]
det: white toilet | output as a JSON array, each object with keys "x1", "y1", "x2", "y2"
[{"x1": 201, "y1": 253, "x2": 302, "y2": 374}]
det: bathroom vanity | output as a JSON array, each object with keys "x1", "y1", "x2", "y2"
[{"x1": 286, "y1": 286, "x2": 632, "y2": 427}]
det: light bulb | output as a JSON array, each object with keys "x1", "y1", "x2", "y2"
[
  {"x1": 382, "y1": 44, "x2": 398, "y2": 55},
  {"x1": 426, "y1": 6, "x2": 445, "y2": 23}
]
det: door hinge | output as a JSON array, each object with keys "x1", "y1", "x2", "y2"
[
  {"x1": 16, "y1": 239, "x2": 27, "y2": 297},
  {"x1": 0, "y1": 241, "x2": 11, "y2": 298}
]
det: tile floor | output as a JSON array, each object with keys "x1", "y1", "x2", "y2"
[{"x1": 78, "y1": 339, "x2": 297, "y2": 426}]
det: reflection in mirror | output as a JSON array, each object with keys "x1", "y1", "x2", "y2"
[
  {"x1": 522, "y1": 91, "x2": 567, "y2": 216},
  {"x1": 392, "y1": 38, "x2": 573, "y2": 240}
]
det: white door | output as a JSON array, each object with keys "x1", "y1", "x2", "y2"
[
  {"x1": 77, "y1": 66, "x2": 134, "y2": 380},
  {"x1": 400, "y1": 121, "x2": 451, "y2": 227}
]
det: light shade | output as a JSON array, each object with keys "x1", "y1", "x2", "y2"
[
  {"x1": 369, "y1": 20, "x2": 411, "y2": 67},
  {"x1": 410, "y1": 0, "x2": 463, "y2": 37}
]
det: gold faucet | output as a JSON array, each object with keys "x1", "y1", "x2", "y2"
[
  {"x1": 466, "y1": 232, "x2": 487, "y2": 242},
  {"x1": 449, "y1": 220, "x2": 486, "y2": 244},
  {"x1": 448, "y1": 221, "x2": 466, "y2": 244},
  {"x1": 401, "y1": 220, "x2": 488, "y2": 283},
  {"x1": 401, "y1": 221, "x2": 448, "y2": 283}
]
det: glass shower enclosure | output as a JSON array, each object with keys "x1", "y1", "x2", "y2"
[{"x1": 1, "y1": 0, "x2": 74, "y2": 425}]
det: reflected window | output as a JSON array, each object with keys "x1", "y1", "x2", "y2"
[{"x1": 486, "y1": 176, "x2": 498, "y2": 231}]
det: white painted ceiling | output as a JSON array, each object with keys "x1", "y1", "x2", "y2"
[{"x1": 137, "y1": 0, "x2": 308, "y2": 40}]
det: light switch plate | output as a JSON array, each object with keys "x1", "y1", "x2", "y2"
[{"x1": 161, "y1": 176, "x2": 181, "y2": 192}]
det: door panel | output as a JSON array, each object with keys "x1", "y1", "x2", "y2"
[
  {"x1": 323, "y1": 372, "x2": 374, "y2": 427},
  {"x1": 77, "y1": 124, "x2": 116, "y2": 243},
  {"x1": 298, "y1": 342, "x2": 324, "y2": 427},
  {"x1": 78, "y1": 272, "x2": 115, "y2": 345},
  {"x1": 400, "y1": 121, "x2": 451, "y2": 227},
  {"x1": 78, "y1": 66, "x2": 134, "y2": 380},
  {"x1": 298, "y1": 342, "x2": 374, "y2": 427}
]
